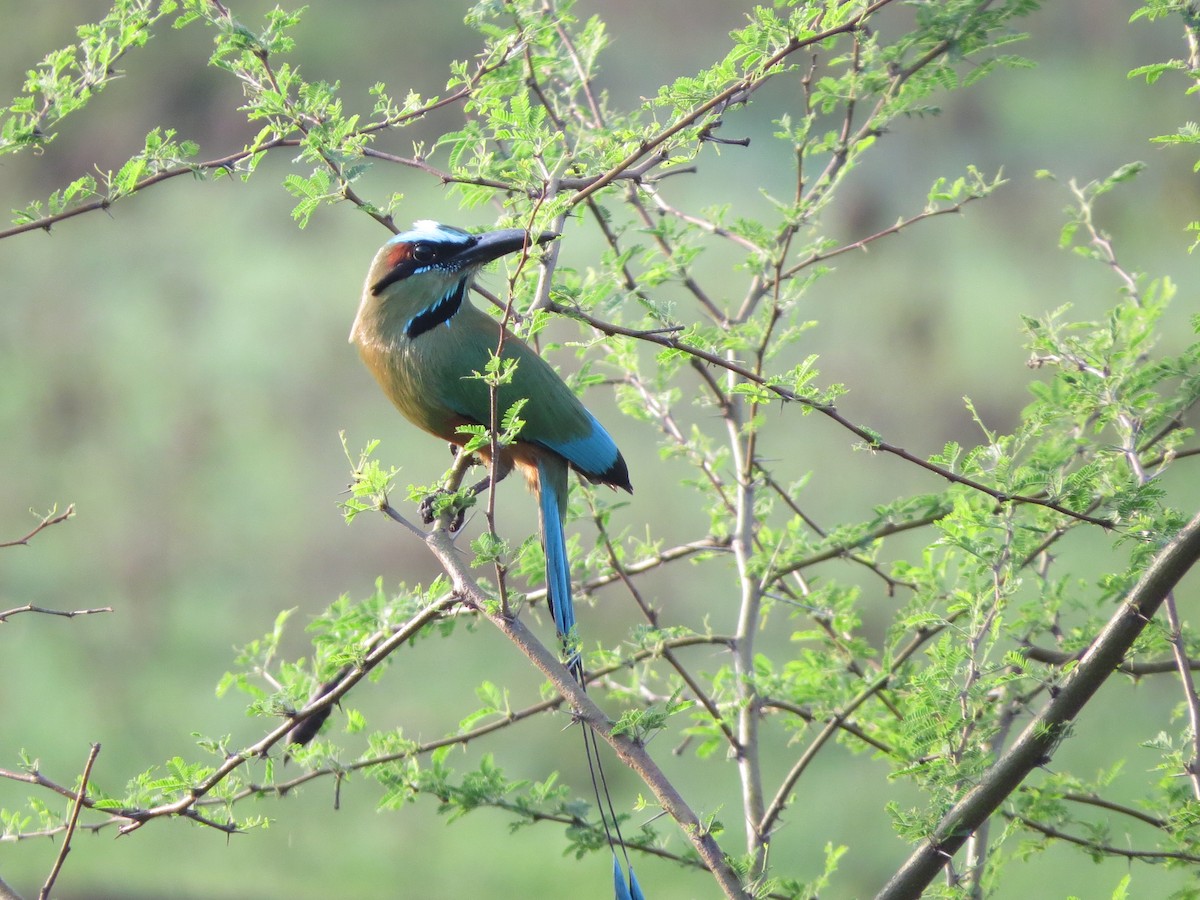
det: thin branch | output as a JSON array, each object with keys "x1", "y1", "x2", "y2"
[
  {"x1": 1004, "y1": 811, "x2": 1200, "y2": 864},
  {"x1": 1021, "y1": 641, "x2": 1200, "y2": 676},
  {"x1": 622, "y1": 371, "x2": 736, "y2": 518},
  {"x1": 960, "y1": 686, "x2": 1022, "y2": 899},
  {"x1": 644, "y1": 189, "x2": 763, "y2": 254},
  {"x1": 39, "y1": 743, "x2": 100, "y2": 900},
  {"x1": 4, "y1": 8, "x2": 169, "y2": 155},
  {"x1": 0, "y1": 604, "x2": 112, "y2": 624},
  {"x1": 362, "y1": 148, "x2": 519, "y2": 192},
  {"x1": 587, "y1": 502, "x2": 739, "y2": 753},
  {"x1": 1, "y1": 635, "x2": 733, "y2": 844},
  {"x1": 1059, "y1": 792, "x2": 1167, "y2": 830},
  {"x1": 623, "y1": 187, "x2": 728, "y2": 323},
  {"x1": 0, "y1": 25, "x2": 523, "y2": 242},
  {"x1": 243, "y1": 634, "x2": 731, "y2": 796},
  {"x1": 758, "y1": 621, "x2": 936, "y2": 840},
  {"x1": 377, "y1": 498, "x2": 428, "y2": 539},
  {"x1": 418, "y1": 523, "x2": 749, "y2": 899},
  {"x1": 0, "y1": 594, "x2": 465, "y2": 838},
  {"x1": 0, "y1": 144, "x2": 292, "y2": 241},
  {"x1": 0, "y1": 505, "x2": 74, "y2": 549},
  {"x1": 760, "y1": 698, "x2": 895, "y2": 755},
  {"x1": 567, "y1": 0, "x2": 901, "y2": 209},
  {"x1": 762, "y1": 485, "x2": 949, "y2": 585},
  {"x1": 777, "y1": 199, "x2": 987, "y2": 285},
  {"x1": 551, "y1": 301, "x2": 1113, "y2": 529},
  {"x1": 1162, "y1": 588, "x2": 1200, "y2": 798}
]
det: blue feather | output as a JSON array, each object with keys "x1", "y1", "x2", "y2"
[
  {"x1": 539, "y1": 456, "x2": 646, "y2": 898},
  {"x1": 629, "y1": 865, "x2": 646, "y2": 900},
  {"x1": 614, "y1": 855, "x2": 631, "y2": 900},
  {"x1": 544, "y1": 411, "x2": 622, "y2": 479},
  {"x1": 536, "y1": 457, "x2": 577, "y2": 651},
  {"x1": 612, "y1": 854, "x2": 646, "y2": 900}
]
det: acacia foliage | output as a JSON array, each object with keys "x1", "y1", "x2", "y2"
[{"x1": 4, "y1": 2, "x2": 1200, "y2": 898}]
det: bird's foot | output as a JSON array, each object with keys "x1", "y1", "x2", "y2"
[
  {"x1": 419, "y1": 489, "x2": 470, "y2": 533},
  {"x1": 420, "y1": 470, "x2": 498, "y2": 532}
]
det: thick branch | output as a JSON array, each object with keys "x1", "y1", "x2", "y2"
[{"x1": 877, "y1": 508, "x2": 1200, "y2": 900}]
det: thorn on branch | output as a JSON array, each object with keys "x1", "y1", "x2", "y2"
[{"x1": 699, "y1": 121, "x2": 751, "y2": 147}]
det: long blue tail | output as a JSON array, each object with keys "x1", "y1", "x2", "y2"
[
  {"x1": 538, "y1": 456, "x2": 579, "y2": 663},
  {"x1": 537, "y1": 456, "x2": 644, "y2": 900}
]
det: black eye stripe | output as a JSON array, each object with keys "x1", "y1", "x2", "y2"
[{"x1": 369, "y1": 234, "x2": 481, "y2": 296}]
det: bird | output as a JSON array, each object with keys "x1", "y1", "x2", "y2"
[{"x1": 350, "y1": 220, "x2": 643, "y2": 899}]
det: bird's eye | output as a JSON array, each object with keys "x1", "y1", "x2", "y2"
[{"x1": 411, "y1": 243, "x2": 436, "y2": 263}]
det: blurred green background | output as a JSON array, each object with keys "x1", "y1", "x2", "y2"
[{"x1": 2, "y1": 1, "x2": 1198, "y2": 897}]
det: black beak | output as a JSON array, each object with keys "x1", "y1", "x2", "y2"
[{"x1": 449, "y1": 228, "x2": 558, "y2": 270}]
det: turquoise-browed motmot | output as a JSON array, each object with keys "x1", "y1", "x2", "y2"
[{"x1": 351, "y1": 221, "x2": 643, "y2": 899}]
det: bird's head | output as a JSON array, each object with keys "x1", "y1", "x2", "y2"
[{"x1": 353, "y1": 221, "x2": 557, "y2": 343}]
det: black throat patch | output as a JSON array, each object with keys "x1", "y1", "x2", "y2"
[{"x1": 406, "y1": 279, "x2": 466, "y2": 338}]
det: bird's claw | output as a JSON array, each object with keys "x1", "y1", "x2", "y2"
[
  {"x1": 419, "y1": 491, "x2": 468, "y2": 533},
  {"x1": 418, "y1": 493, "x2": 437, "y2": 525}
]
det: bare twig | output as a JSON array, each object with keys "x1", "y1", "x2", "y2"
[
  {"x1": 0, "y1": 506, "x2": 74, "y2": 549},
  {"x1": 0, "y1": 604, "x2": 112, "y2": 623},
  {"x1": 1059, "y1": 792, "x2": 1167, "y2": 830},
  {"x1": 38, "y1": 743, "x2": 100, "y2": 900},
  {"x1": 761, "y1": 698, "x2": 895, "y2": 755}
]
